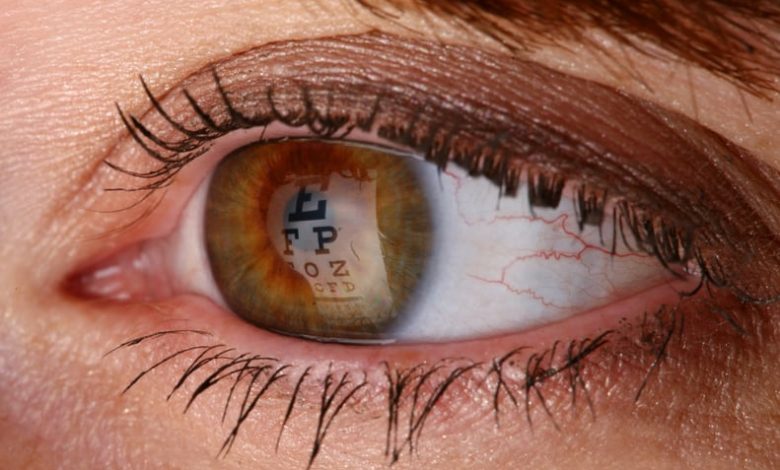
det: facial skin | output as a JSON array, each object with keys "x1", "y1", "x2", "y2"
[{"x1": 1, "y1": 1, "x2": 778, "y2": 469}]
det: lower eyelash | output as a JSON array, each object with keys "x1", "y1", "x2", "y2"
[{"x1": 106, "y1": 300, "x2": 692, "y2": 469}]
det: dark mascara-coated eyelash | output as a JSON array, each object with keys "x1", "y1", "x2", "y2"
[
  {"x1": 105, "y1": 302, "x2": 691, "y2": 468},
  {"x1": 107, "y1": 326, "x2": 620, "y2": 467}
]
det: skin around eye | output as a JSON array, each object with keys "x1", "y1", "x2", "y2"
[
  {"x1": 63, "y1": 43, "x2": 775, "y2": 465},
  {"x1": 3, "y1": 2, "x2": 779, "y2": 468}
]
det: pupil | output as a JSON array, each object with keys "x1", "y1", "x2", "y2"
[{"x1": 205, "y1": 141, "x2": 432, "y2": 342}]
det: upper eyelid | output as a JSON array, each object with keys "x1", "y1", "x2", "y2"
[{"x1": 106, "y1": 30, "x2": 780, "y2": 305}]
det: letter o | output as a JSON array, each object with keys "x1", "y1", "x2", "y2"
[{"x1": 304, "y1": 262, "x2": 319, "y2": 278}]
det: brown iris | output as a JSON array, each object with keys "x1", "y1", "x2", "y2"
[{"x1": 205, "y1": 141, "x2": 432, "y2": 341}]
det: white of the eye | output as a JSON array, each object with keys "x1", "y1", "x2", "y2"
[
  {"x1": 388, "y1": 161, "x2": 675, "y2": 341},
  {"x1": 167, "y1": 169, "x2": 223, "y2": 304}
]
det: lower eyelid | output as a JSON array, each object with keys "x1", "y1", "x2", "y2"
[
  {"x1": 85, "y1": 259, "x2": 697, "y2": 367},
  {"x1": 92, "y1": 283, "x2": 720, "y2": 464},
  {"x1": 61, "y1": 264, "x2": 767, "y2": 470}
]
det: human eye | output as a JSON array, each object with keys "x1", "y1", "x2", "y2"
[
  {"x1": 73, "y1": 56, "x2": 705, "y2": 344},
  {"x1": 5, "y1": 2, "x2": 780, "y2": 469},
  {"x1": 85, "y1": 133, "x2": 693, "y2": 344},
  {"x1": 61, "y1": 28, "x2": 780, "y2": 464}
]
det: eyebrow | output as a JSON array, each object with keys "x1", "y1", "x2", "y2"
[{"x1": 354, "y1": 0, "x2": 780, "y2": 96}]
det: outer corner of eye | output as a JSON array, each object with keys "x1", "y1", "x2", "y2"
[{"x1": 65, "y1": 136, "x2": 702, "y2": 348}]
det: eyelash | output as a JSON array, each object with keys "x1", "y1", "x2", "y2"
[
  {"x1": 106, "y1": 289, "x2": 705, "y2": 468},
  {"x1": 109, "y1": 316, "x2": 678, "y2": 467}
]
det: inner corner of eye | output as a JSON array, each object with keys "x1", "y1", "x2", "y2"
[{"x1": 196, "y1": 140, "x2": 695, "y2": 345}]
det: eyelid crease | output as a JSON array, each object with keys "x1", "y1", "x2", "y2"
[{"x1": 105, "y1": 31, "x2": 780, "y2": 307}]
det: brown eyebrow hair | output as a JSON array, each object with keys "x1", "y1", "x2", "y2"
[{"x1": 354, "y1": 0, "x2": 780, "y2": 96}]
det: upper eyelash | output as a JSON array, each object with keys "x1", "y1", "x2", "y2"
[
  {"x1": 109, "y1": 49, "x2": 780, "y2": 316},
  {"x1": 109, "y1": 72, "x2": 701, "y2": 285}
]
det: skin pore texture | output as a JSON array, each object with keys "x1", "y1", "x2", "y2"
[{"x1": 1, "y1": 1, "x2": 779, "y2": 469}]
